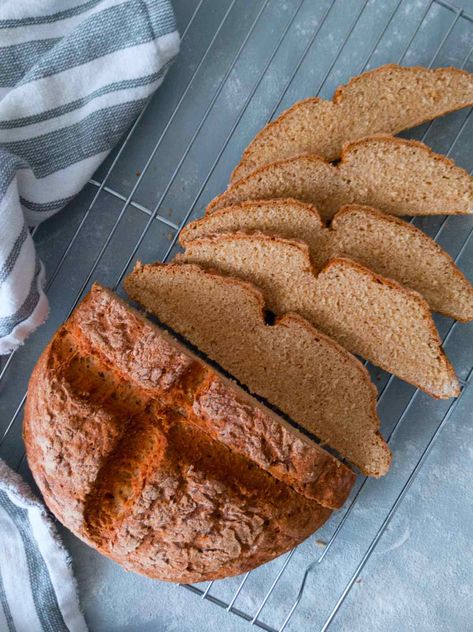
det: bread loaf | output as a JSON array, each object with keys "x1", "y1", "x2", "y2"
[
  {"x1": 177, "y1": 233, "x2": 459, "y2": 399},
  {"x1": 181, "y1": 199, "x2": 473, "y2": 321},
  {"x1": 208, "y1": 136, "x2": 473, "y2": 219},
  {"x1": 125, "y1": 263, "x2": 391, "y2": 476},
  {"x1": 232, "y1": 64, "x2": 473, "y2": 181},
  {"x1": 25, "y1": 285, "x2": 355, "y2": 583}
]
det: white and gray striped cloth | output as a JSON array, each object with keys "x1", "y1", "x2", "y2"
[
  {"x1": 0, "y1": 0, "x2": 180, "y2": 354},
  {"x1": 0, "y1": 459, "x2": 87, "y2": 632},
  {"x1": 1, "y1": 1, "x2": 179, "y2": 629}
]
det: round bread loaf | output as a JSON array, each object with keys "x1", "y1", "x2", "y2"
[{"x1": 24, "y1": 285, "x2": 353, "y2": 583}]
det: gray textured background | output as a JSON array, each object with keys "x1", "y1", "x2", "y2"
[{"x1": 1, "y1": 0, "x2": 472, "y2": 630}]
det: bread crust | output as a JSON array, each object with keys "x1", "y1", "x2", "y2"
[
  {"x1": 209, "y1": 136, "x2": 473, "y2": 217},
  {"x1": 232, "y1": 64, "x2": 473, "y2": 181},
  {"x1": 24, "y1": 285, "x2": 354, "y2": 583}
]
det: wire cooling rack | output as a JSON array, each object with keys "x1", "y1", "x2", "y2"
[{"x1": 1, "y1": 0, "x2": 473, "y2": 630}]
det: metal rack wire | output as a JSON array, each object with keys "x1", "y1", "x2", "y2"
[{"x1": 1, "y1": 0, "x2": 472, "y2": 630}]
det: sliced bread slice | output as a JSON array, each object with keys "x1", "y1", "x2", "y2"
[
  {"x1": 125, "y1": 262, "x2": 391, "y2": 477},
  {"x1": 180, "y1": 199, "x2": 473, "y2": 321},
  {"x1": 178, "y1": 233, "x2": 459, "y2": 399},
  {"x1": 208, "y1": 136, "x2": 473, "y2": 219},
  {"x1": 232, "y1": 64, "x2": 473, "y2": 181},
  {"x1": 331, "y1": 205, "x2": 473, "y2": 322}
]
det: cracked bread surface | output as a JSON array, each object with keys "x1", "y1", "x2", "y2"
[{"x1": 24, "y1": 285, "x2": 355, "y2": 583}]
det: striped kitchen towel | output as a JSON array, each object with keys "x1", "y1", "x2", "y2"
[
  {"x1": 0, "y1": 0, "x2": 180, "y2": 354},
  {"x1": 0, "y1": 458, "x2": 88, "y2": 632}
]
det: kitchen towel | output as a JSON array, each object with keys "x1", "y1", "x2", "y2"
[
  {"x1": 0, "y1": 458, "x2": 88, "y2": 632},
  {"x1": 0, "y1": 0, "x2": 180, "y2": 354}
]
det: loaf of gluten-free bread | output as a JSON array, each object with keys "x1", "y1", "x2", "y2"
[
  {"x1": 181, "y1": 199, "x2": 473, "y2": 321},
  {"x1": 177, "y1": 233, "x2": 459, "y2": 399},
  {"x1": 125, "y1": 263, "x2": 391, "y2": 476},
  {"x1": 232, "y1": 64, "x2": 473, "y2": 181},
  {"x1": 209, "y1": 136, "x2": 473, "y2": 219},
  {"x1": 24, "y1": 285, "x2": 356, "y2": 583}
]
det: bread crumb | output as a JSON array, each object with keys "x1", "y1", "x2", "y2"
[{"x1": 315, "y1": 539, "x2": 327, "y2": 548}]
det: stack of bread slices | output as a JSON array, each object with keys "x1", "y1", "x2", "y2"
[{"x1": 25, "y1": 65, "x2": 473, "y2": 583}]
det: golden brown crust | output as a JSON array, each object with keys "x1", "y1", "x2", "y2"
[
  {"x1": 191, "y1": 374, "x2": 354, "y2": 509},
  {"x1": 232, "y1": 64, "x2": 473, "y2": 181},
  {"x1": 24, "y1": 285, "x2": 354, "y2": 583}
]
